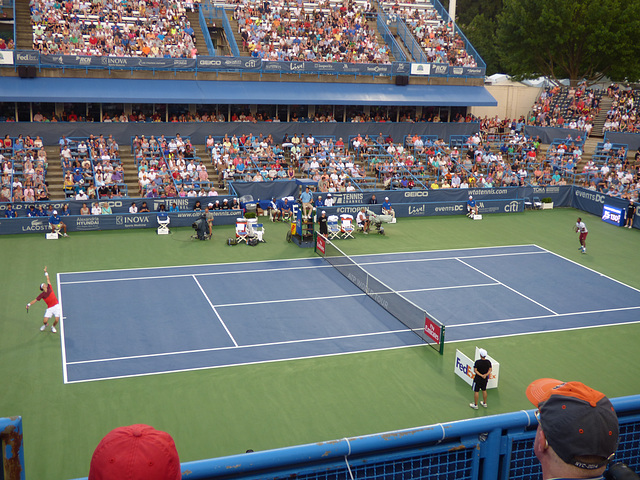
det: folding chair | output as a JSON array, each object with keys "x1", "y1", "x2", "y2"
[
  {"x1": 157, "y1": 214, "x2": 171, "y2": 234},
  {"x1": 533, "y1": 196, "x2": 542, "y2": 209},
  {"x1": 236, "y1": 218, "x2": 248, "y2": 243},
  {"x1": 523, "y1": 197, "x2": 532, "y2": 210},
  {"x1": 340, "y1": 214, "x2": 355, "y2": 239},
  {"x1": 251, "y1": 223, "x2": 265, "y2": 242},
  {"x1": 327, "y1": 217, "x2": 340, "y2": 240}
]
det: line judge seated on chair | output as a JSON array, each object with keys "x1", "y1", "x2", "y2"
[
  {"x1": 279, "y1": 197, "x2": 293, "y2": 221},
  {"x1": 49, "y1": 209, "x2": 69, "y2": 237},
  {"x1": 356, "y1": 207, "x2": 370, "y2": 234},
  {"x1": 157, "y1": 204, "x2": 170, "y2": 234},
  {"x1": 467, "y1": 195, "x2": 478, "y2": 218}
]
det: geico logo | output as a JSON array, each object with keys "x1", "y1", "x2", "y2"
[
  {"x1": 104, "y1": 201, "x2": 122, "y2": 207},
  {"x1": 504, "y1": 201, "x2": 519, "y2": 212},
  {"x1": 404, "y1": 191, "x2": 429, "y2": 197}
]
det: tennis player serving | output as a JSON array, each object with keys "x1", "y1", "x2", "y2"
[
  {"x1": 26, "y1": 266, "x2": 61, "y2": 333},
  {"x1": 574, "y1": 217, "x2": 588, "y2": 254}
]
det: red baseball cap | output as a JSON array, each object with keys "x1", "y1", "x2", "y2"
[
  {"x1": 526, "y1": 379, "x2": 618, "y2": 470},
  {"x1": 89, "y1": 424, "x2": 181, "y2": 480}
]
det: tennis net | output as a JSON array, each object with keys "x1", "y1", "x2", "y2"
[{"x1": 315, "y1": 234, "x2": 445, "y2": 354}]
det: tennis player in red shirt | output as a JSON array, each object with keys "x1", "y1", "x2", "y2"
[{"x1": 26, "y1": 266, "x2": 61, "y2": 333}]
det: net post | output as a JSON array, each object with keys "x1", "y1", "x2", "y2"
[{"x1": 439, "y1": 325, "x2": 445, "y2": 355}]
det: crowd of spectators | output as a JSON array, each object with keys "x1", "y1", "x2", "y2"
[
  {"x1": 234, "y1": 0, "x2": 391, "y2": 63},
  {"x1": 30, "y1": 0, "x2": 198, "y2": 58},
  {"x1": 527, "y1": 83, "x2": 600, "y2": 135},
  {"x1": 602, "y1": 84, "x2": 640, "y2": 133},
  {"x1": 133, "y1": 133, "x2": 221, "y2": 198},
  {"x1": 1, "y1": 134, "x2": 50, "y2": 204},
  {"x1": 59, "y1": 133, "x2": 128, "y2": 200}
]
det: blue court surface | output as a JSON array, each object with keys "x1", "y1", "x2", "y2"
[{"x1": 59, "y1": 245, "x2": 640, "y2": 383}]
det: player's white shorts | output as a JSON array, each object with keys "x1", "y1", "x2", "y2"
[{"x1": 44, "y1": 303, "x2": 62, "y2": 319}]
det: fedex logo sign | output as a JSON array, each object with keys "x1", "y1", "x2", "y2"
[{"x1": 456, "y1": 357, "x2": 474, "y2": 379}]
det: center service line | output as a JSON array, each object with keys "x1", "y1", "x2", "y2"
[
  {"x1": 192, "y1": 275, "x2": 239, "y2": 347},
  {"x1": 456, "y1": 258, "x2": 558, "y2": 315}
]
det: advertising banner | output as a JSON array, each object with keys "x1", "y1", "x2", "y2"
[
  {"x1": 0, "y1": 210, "x2": 241, "y2": 235},
  {"x1": 326, "y1": 198, "x2": 523, "y2": 218},
  {"x1": 13, "y1": 49, "x2": 483, "y2": 77},
  {"x1": 454, "y1": 348, "x2": 500, "y2": 389},
  {"x1": 571, "y1": 187, "x2": 629, "y2": 218},
  {"x1": 39, "y1": 54, "x2": 197, "y2": 70},
  {"x1": 602, "y1": 204, "x2": 624, "y2": 227},
  {"x1": 0, "y1": 50, "x2": 13, "y2": 65}
]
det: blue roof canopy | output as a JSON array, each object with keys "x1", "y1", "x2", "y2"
[{"x1": 0, "y1": 77, "x2": 496, "y2": 106}]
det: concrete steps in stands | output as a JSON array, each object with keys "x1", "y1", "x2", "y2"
[
  {"x1": 119, "y1": 149, "x2": 140, "y2": 197},
  {"x1": 14, "y1": 0, "x2": 31, "y2": 50},
  {"x1": 367, "y1": 18, "x2": 396, "y2": 62},
  {"x1": 186, "y1": 10, "x2": 209, "y2": 56},
  {"x1": 591, "y1": 96, "x2": 613, "y2": 138},
  {"x1": 45, "y1": 145, "x2": 65, "y2": 201},
  {"x1": 227, "y1": 13, "x2": 247, "y2": 56}
]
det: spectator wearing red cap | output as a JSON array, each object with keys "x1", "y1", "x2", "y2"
[
  {"x1": 89, "y1": 424, "x2": 181, "y2": 480},
  {"x1": 526, "y1": 378, "x2": 619, "y2": 479}
]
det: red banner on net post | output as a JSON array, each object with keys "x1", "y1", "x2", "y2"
[
  {"x1": 316, "y1": 234, "x2": 326, "y2": 254},
  {"x1": 424, "y1": 316, "x2": 441, "y2": 343}
]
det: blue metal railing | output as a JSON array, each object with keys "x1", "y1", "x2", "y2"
[
  {"x1": 200, "y1": 4, "x2": 239, "y2": 57},
  {"x1": 376, "y1": 13, "x2": 406, "y2": 63},
  {"x1": 393, "y1": 16, "x2": 428, "y2": 64},
  {"x1": 64, "y1": 394, "x2": 640, "y2": 480},
  {"x1": 198, "y1": 5, "x2": 216, "y2": 56},
  {"x1": 430, "y1": 0, "x2": 486, "y2": 69}
]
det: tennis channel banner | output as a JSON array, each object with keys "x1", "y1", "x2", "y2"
[{"x1": 454, "y1": 348, "x2": 500, "y2": 389}]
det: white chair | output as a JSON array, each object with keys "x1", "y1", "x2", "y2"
[
  {"x1": 523, "y1": 197, "x2": 532, "y2": 210},
  {"x1": 327, "y1": 219, "x2": 340, "y2": 240},
  {"x1": 157, "y1": 214, "x2": 171, "y2": 234},
  {"x1": 533, "y1": 196, "x2": 542, "y2": 209},
  {"x1": 340, "y1": 214, "x2": 355, "y2": 239},
  {"x1": 236, "y1": 218, "x2": 248, "y2": 243},
  {"x1": 251, "y1": 223, "x2": 265, "y2": 242}
]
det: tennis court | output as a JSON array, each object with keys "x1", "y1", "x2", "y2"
[{"x1": 60, "y1": 244, "x2": 640, "y2": 383}]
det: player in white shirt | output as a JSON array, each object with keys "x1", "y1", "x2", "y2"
[{"x1": 574, "y1": 217, "x2": 588, "y2": 253}]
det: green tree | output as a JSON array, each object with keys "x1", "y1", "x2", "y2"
[
  {"x1": 440, "y1": 0, "x2": 504, "y2": 74},
  {"x1": 496, "y1": 0, "x2": 640, "y2": 85}
]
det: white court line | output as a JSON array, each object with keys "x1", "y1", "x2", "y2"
[
  {"x1": 537, "y1": 245, "x2": 640, "y2": 294},
  {"x1": 355, "y1": 250, "x2": 546, "y2": 268},
  {"x1": 447, "y1": 319, "x2": 640, "y2": 345},
  {"x1": 446, "y1": 305, "x2": 640, "y2": 328},
  {"x1": 345, "y1": 243, "x2": 543, "y2": 260},
  {"x1": 66, "y1": 328, "x2": 410, "y2": 366},
  {"x1": 456, "y1": 258, "x2": 558, "y2": 315},
  {"x1": 216, "y1": 292, "x2": 366, "y2": 308},
  {"x1": 192, "y1": 275, "x2": 238, "y2": 347},
  {"x1": 60, "y1": 256, "x2": 323, "y2": 276},
  {"x1": 59, "y1": 263, "x2": 333, "y2": 285},
  {"x1": 216, "y1": 284, "x2": 499, "y2": 309},
  {"x1": 58, "y1": 245, "x2": 537, "y2": 277},
  {"x1": 398, "y1": 283, "x2": 498, "y2": 295},
  {"x1": 57, "y1": 246, "x2": 543, "y2": 284},
  {"x1": 64, "y1": 343, "x2": 424, "y2": 384},
  {"x1": 57, "y1": 272, "x2": 69, "y2": 384}
]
